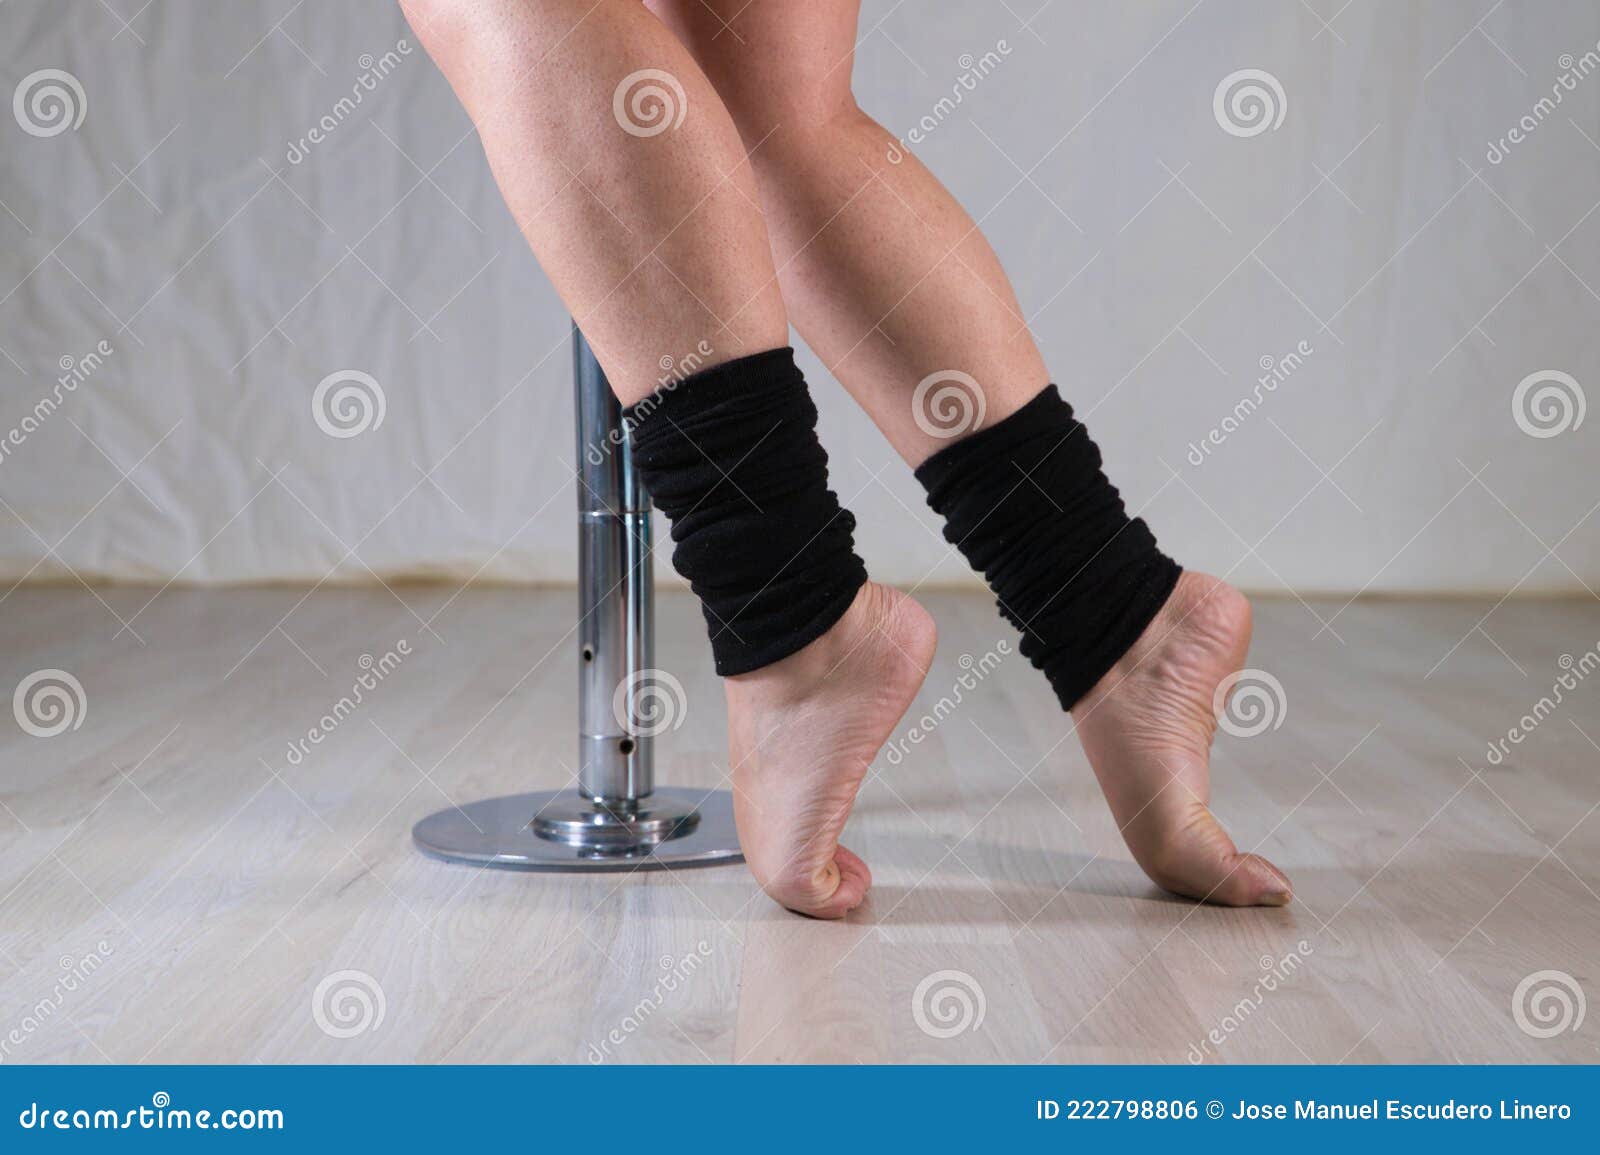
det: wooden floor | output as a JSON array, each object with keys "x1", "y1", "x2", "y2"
[{"x1": 1, "y1": 585, "x2": 1596, "y2": 1064}]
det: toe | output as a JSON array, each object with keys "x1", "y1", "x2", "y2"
[
  {"x1": 1146, "y1": 807, "x2": 1292, "y2": 907},
  {"x1": 830, "y1": 845, "x2": 873, "y2": 910},
  {"x1": 775, "y1": 846, "x2": 872, "y2": 920},
  {"x1": 1199, "y1": 850, "x2": 1293, "y2": 907}
]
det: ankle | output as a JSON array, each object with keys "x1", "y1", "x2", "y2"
[
  {"x1": 725, "y1": 581, "x2": 932, "y2": 704},
  {"x1": 1074, "y1": 573, "x2": 1251, "y2": 717},
  {"x1": 726, "y1": 581, "x2": 876, "y2": 692}
]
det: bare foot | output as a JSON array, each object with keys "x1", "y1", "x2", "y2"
[
  {"x1": 726, "y1": 581, "x2": 936, "y2": 919},
  {"x1": 1071, "y1": 572, "x2": 1293, "y2": 906}
]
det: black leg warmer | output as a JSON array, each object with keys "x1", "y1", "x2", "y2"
[
  {"x1": 623, "y1": 348, "x2": 868, "y2": 676},
  {"x1": 914, "y1": 384, "x2": 1181, "y2": 710}
]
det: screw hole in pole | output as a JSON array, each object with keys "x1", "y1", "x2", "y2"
[
  {"x1": 581, "y1": 645, "x2": 594, "y2": 662},
  {"x1": 618, "y1": 737, "x2": 636, "y2": 756}
]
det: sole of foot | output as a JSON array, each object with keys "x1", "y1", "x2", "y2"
[
  {"x1": 1071, "y1": 571, "x2": 1294, "y2": 907},
  {"x1": 725, "y1": 581, "x2": 937, "y2": 919}
]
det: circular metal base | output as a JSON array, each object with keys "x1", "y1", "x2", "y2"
[{"x1": 413, "y1": 788, "x2": 743, "y2": 872}]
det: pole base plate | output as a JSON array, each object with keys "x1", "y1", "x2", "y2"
[{"x1": 412, "y1": 788, "x2": 743, "y2": 872}]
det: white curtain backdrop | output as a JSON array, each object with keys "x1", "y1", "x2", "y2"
[{"x1": 1, "y1": 0, "x2": 1597, "y2": 593}]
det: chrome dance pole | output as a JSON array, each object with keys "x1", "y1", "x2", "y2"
[{"x1": 412, "y1": 326, "x2": 743, "y2": 870}]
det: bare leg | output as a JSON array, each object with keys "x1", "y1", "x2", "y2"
[
  {"x1": 400, "y1": 0, "x2": 935, "y2": 917},
  {"x1": 398, "y1": 0, "x2": 787, "y2": 403},
  {"x1": 648, "y1": 0, "x2": 1048, "y2": 465},
  {"x1": 652, "y1": 0, "x2": 1292, "y2": 906}
]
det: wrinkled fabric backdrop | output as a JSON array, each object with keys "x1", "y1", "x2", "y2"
[{"x1": 1, "y1": 0, "x2": 1597, "y2": 593}]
